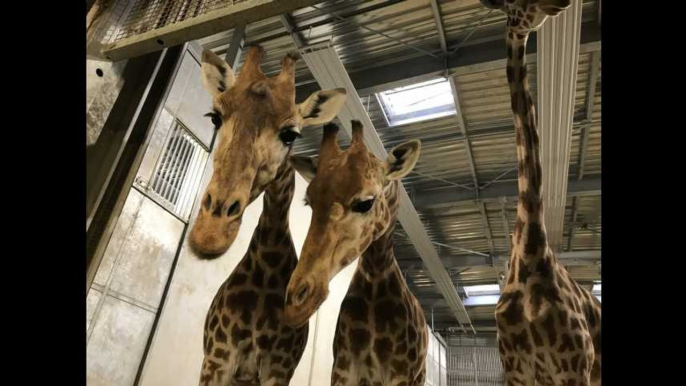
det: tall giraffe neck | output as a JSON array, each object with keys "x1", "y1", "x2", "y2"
[
  {"x1": 506, "y1": 31, "x2": 549, "y2": 263},
  {"x1": 358, "y1": 180, "x2": 400, "y2": 277},
  {"x1": 250, "y1": 158, "x2": 297, "y2": 257},
  {"x1": 259, "y1": 158, "x2": 296, "y2": 229}
]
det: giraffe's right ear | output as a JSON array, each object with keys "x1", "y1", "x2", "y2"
[
  {"x1": 201, "y1": 50, "x2": 235, "y2": 97},
  {"x1": 289, "y1": 156, "x2": 318, "y2": 183}
]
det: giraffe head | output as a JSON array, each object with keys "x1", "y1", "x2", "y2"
[
  {"x1": 283, "y1": 121, "x2": 421, "y2": 328},
  {"x1": 480, "y1": 0, "x2": 571, "y2": 33},
  {"x1": 189, "y1": 46, "x2": 347, "y2": 257}
]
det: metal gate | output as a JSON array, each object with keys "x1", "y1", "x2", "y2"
[{"x1": 448, "y1": 346, "x2": 505, "y2": 386}]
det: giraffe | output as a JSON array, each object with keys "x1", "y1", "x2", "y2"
[
  {"x1": 284, "y1": 121, "x2": 429, "y2": 386},
  {"x1": 479, "y1": 1, "x2": 601, "y2": 385},
  {"x1": 192, "y1": 45, "x2": 347, "y2": 385}
]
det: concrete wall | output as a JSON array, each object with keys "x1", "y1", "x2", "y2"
[{"x1": 86, "y1": 59, "x2": 127, "y2": 147}]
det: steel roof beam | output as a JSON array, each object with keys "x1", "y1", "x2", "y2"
[
  {"x1": 224, "y1": 25, "x2": 246, "y2": 69},
  {"x1": 448, "y1": 76, "x2": 496, "y2": 257},
  {"x1": 413, "y1": 177, "x2": 600, "y2": 210},
  {"x1": 296, "y1": 21, "x2": 600, "y2": 100},
  {"x1": 429, "y1": 0, "x2": 448, "y2": 55},
  {"x1": 400, "y1": 250, "x2": 601, "y2": 271},
  {"x1": 280, "y1": 13, "x2": 305, "y2": 49}
]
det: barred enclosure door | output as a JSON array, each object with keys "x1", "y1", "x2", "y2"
[{"x1": 448, "y1": 346, "x2": 505, "y2": 386}]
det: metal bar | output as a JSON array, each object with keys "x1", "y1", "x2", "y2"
[
  {"x1": 167, "y1": 129, "x2": 189, "y2": 204},
  {"x1": 150, "y1": 124, "x2": 176, "y2": 194},
  {"x1": 567, "y1": 51, "x2": 600, "y2": 251},
  {"x1": 175, "y1": 142, "x2": 200, "y2": 217},
  {"x1": 280, "y1": 13, "x2": 305, "y2": 48},
  {"x1": 160, "y1": 124, "x2": 184, "y2": 200},
  {"x1": 414, "y1": 178, "x2": 600, "y2": 210},
  {"x1": 102, "y1": 0, "x2": 324, "y2": 61},
  {"x1": 429, "y1": 0, "x2": 448, "y2": 55},
  {"x1": 477, "y1": 202, "x2": 496, "y2": 257},
  {"x1": 309, "y1": 4, "x2": 440, "y2": 59},
  {"x1": 402, "y1": 250, "x2": 601, "y2": 271},
  {"x1": 448, "y1": 75, "x2": 496, "y2": 257},
  {"x1": 180, "y1": 145, "x2": 207, "y2": 220},
  {"x1": 448, "y1": 77, "x2": 478, "y2": 188},
  {"x1": 166, "y1": 126, "x2": 194, "y2": 204},
  {"x1": 431, "y1": 241, "x2": 490, "y2": 258},
  {"x1": 170, "y1": 133, "x2": 194, "y2": 206},
  {"x1": 161, "y1": 127, "x2": 183, "y2": 202},
  {"x1": 225, "y1": 24, "x2": 246, "y2": 68},
  {"x1": 449, "y1": 9, "x2": 494, "y2": 56}
]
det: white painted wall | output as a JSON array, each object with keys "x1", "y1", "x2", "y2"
[{"x1": 139, "y1": 160, "x2": 356, "y2": 385}]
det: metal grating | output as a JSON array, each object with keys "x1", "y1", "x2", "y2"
[
  {"x1": 148, "y1": 119, "x2": 209, "y2": 220},
  {"x1": 426, "y1": 328, "x2": 448, "y2": 386},
  {"x1": 448, "y1": 346, "x2": 505, "y2": 386},
  {"x1": 115, "y1": 0, "x2": 249, "y2": 42}
]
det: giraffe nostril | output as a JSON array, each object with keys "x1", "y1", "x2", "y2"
[
  {"x1": 227, "y1": 201, "x2": 241, "y2": 217},
  {"x1": 203, "y1": 194, "x2": 212, "y2": 210},
  {"x1": 293, "y1": 283, "x2": 310, "y2": 306}
]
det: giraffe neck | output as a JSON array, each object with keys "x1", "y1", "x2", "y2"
[
  {"x1": 506, "y1": 30, "x2": 549, "y2": 267},
  {"x1": 357, "y1": 180, "x2": 400, "y2": 279},
  {"x1": 247, "y1": 157, "x2": 298, "y2": 267},
  {"x1": 260, "y1": 158, "x2": 296, "y2": 229}
]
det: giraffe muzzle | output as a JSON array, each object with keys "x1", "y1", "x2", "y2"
[
  {"x1": 291, "y1": 282, "x2": 310, "y2": 307},
  {"x1": 284, "y1": 278, "x2": 327, "y2": 328}
]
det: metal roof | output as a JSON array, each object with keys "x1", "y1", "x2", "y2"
[{"x1": 199, "y1": 0, "x2": 602, "y2": 335}]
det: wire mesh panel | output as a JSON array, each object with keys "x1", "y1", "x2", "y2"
[
  {"x1": 87, "y1": 0, "x2": 132, "y2": 58},
  {"x1": 425, "y1": 329, "x2": 448, "y2": 386},
  {"x1": 148, "y1": 119, "x2": 209, "y2": 220},
  {"x1": 115, "y1": 0, "x2": 249, "y2": 42},
  {"x1": 448, "y1": 346, "x2": 505, "y2": 386}
]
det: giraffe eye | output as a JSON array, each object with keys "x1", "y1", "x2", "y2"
[
  {"x1": 352, "y1": 198, "x2": 375, "y2": 213},
  {"x1": 204, "y1": 112, "x2": 222, "y2": 129},
  {"x1": 279, "y1": 126, "x2": 301, "y2": 146}
]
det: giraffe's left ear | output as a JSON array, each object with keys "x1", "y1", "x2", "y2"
[
  {"x1": 290, "y1": 155, "x2": 318, "y2": 183},
  {"x1": 201, "y1": 50, "x2": 235, "y2": 97},
  {"x1": 384, "y1": 140, "x2": 421, "y2": 181},
  {"x1": 298, "y1": 88, "x2": 347, "y2": 127}
]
